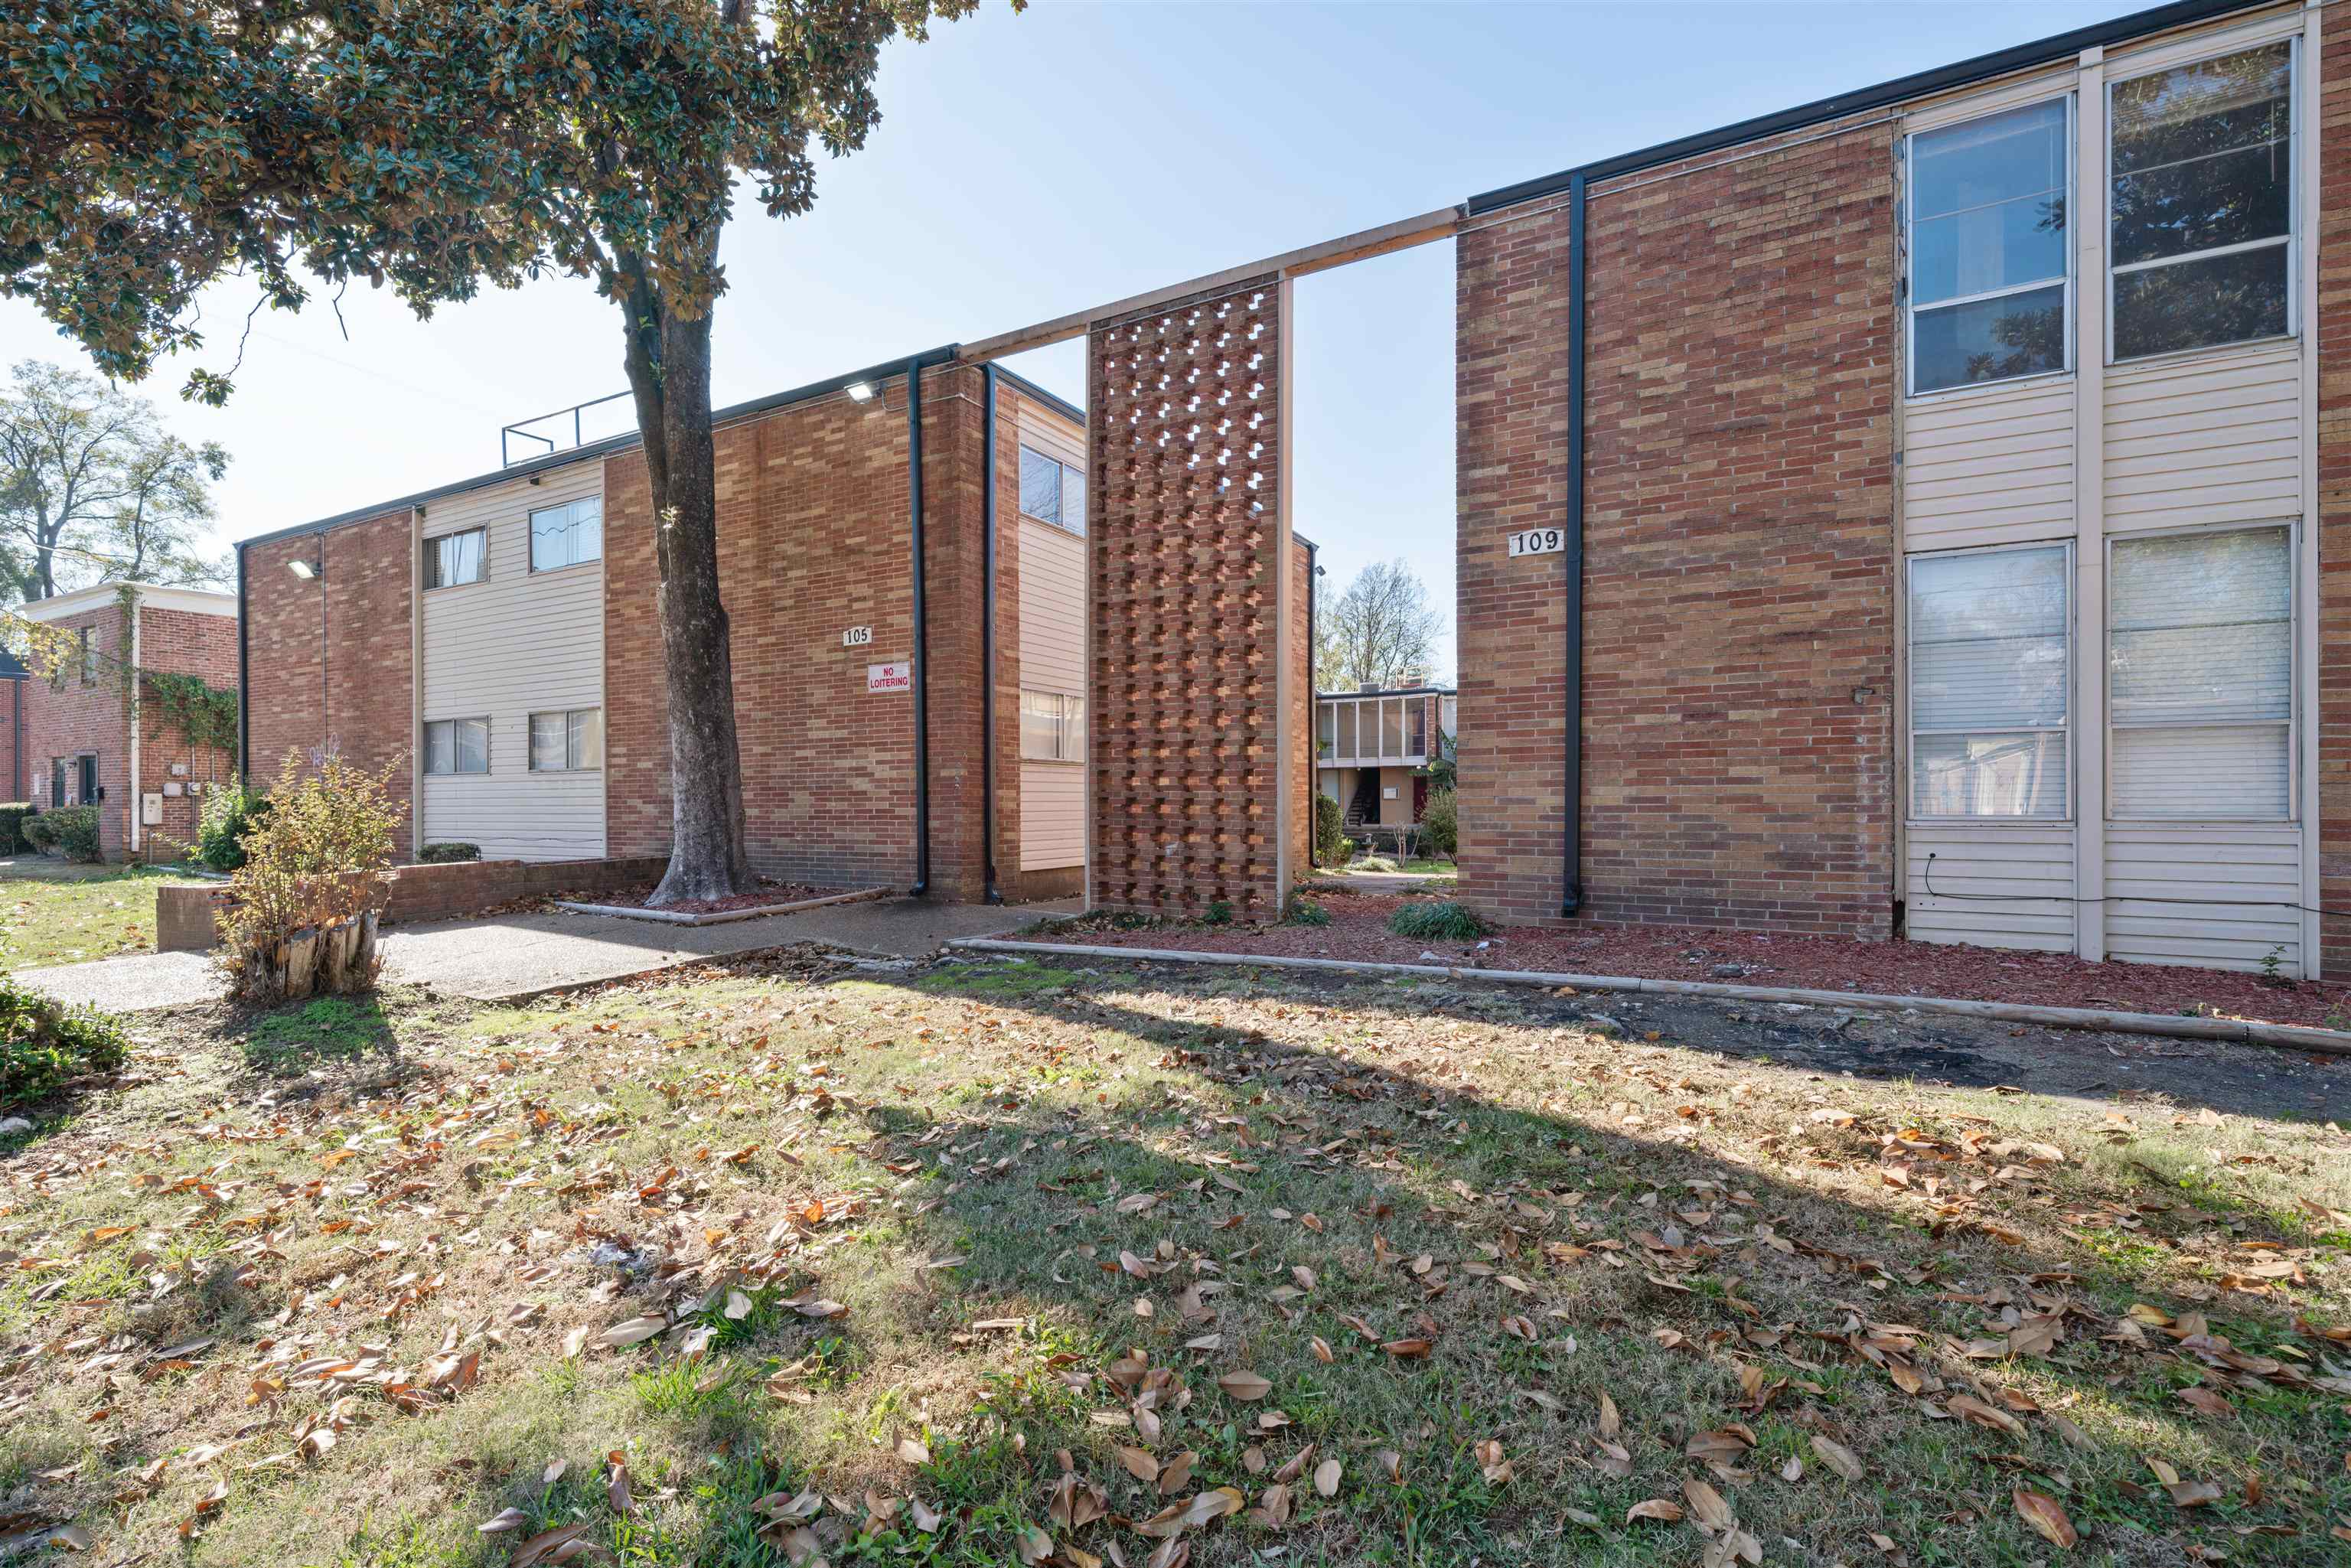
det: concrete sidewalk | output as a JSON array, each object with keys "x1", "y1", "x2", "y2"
[{"x1": 19, "y1": 895, "x2": 1074, "y2": 1011}]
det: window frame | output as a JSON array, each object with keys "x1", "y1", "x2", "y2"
[
  {"x1": 1903, "y1": 539, "x2": 2076, "y2": 824},
  {"x1": 2104, "y1": 35, "x2": 2299, "y2": 367},
  {"x1": 421, "y1": 716, "x2": 493, "y2": 777},
  {"x1": 2103, "y1": 519, "x2": 2296, "y2": 823},
  {"x1": 422, "y1": 526, "x2": 488, "y2": 591},
  {"x1": 527, "y1": 707, "x2": 605, "y2": 772},
  {"x1": 1903, "y1": 93, "x2": 2076, "y2": 399},
  {"x1": 527, "y1": 496, "x2": 605, "y2": 575},
  {"x1": 77, "y1": 625, "x2": 96, "y2": 686},
  {"x1": 1019, "y1": 689, "x2": 1086, "y2": 763},
  {"x1": 1016, "y1": 443, "x2": 1087, "y2": 536}
]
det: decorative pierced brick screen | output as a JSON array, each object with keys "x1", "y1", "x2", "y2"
[{"x1": 1088, "y1": 279, "x2": 1293, "y2": 917}]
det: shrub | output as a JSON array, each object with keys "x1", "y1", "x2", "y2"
[
  {"x1": 417, "y1": 842, "x2": 481, "y2": 864},
  {"x1": 34, "y1": 805, "x2": 101, "y2": 862},
  {"x1": 220, "y1": 752, "x2": 403, "y2": 1004},
  {"x1": 1387, "y1": 899, "x2": 1490, "y2": 943},
  {"x1": 1202, "y1": 900, "x2": 1234, "y2": 927},
  {"x1": 196, "y1": 778, "x2": 269, "y2": 871},
  {"x1": 0, "y1": 804, "x2": 31, "y2": 855},
  {"x1": 1356, "y1": 856, "x2": 1398, "y2": 874},
  {"x1": 0, "y1": 975, "x2": 129, "y2": 1110},
  {"x1": 20, "y1": 811, "x2": 57, "y2": 853},
  {"x1": 1421, "y1": 787, "x2": 1458, "y2": 859},
  {"x1": 1312, "y1": 793, "x2": 1347, "y2": 867},
  {"x1": 1284, "y1": 897, "x2": 1331, "y2": 927}
]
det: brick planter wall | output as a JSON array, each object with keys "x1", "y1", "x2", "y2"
[{"x1": 158, "y1": 854, "x2": 677, "y2": 950}]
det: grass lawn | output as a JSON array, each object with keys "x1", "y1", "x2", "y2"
[
  {"x1": 0, "y1": 862, "x2": 181, "y2": 973},
  {"x1": 0, "y1": 954, "x2": 2345, "y2": 1566}
]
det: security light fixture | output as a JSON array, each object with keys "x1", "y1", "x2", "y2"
[
  {"x1": 846, "y1": 381, "x2": 876, "y2": 404},
  {"x1": 287, "y1": 557, "x2": 318, "y2": 580}
]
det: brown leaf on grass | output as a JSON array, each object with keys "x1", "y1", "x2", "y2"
[
  {"x1": 1247, "y1": 1482, "x2": 1292, "y2": 1529},
  {"x1": 1218, "y1": 1370, "x2": 1272, "y2": 1400},
  {"x1": 1684, "y1": 1478, "x2": 1733, "y2": 1531},
  {"x1": 607, "y1": 1452, "x2": 634, "y2": 1517},
  {"x1": 1314, "y1": 1459, "x2": 1342, "y2": 1498},
  {"x1": 1381, "y1": 1338, "x2": 1433, "y2": 1360},
  {"x1": 1597, "y1": 1390, "x2": 1622, "y2": 1438},
  {"x1": 593, "y1": 1315, "x2": 668, "y2": 1350},
  {"x1": 1475, "y1": 1439, "x2": 1512, "y2": 1485},
  {"x1": 1373, "y1": 1449, "x2": 1403, "y2": 1484},
  {"x1": 1015, "y1": 1523, "x2": 1053, "y2": 1564},
  {"x1": 1686, "y1": 1428, "x2": 1752, "y2": 1465},
  {"x1": 1117, "y1": 1446, "x2": 1162, "y2": 1484},
  {"x1": 1158, "y1": 1451, "x2": 1197, "y2": 1495},
  {"x1": 1949, "y1": 1394, "x2": 2026, "y2": 1436},
  {"x1": 1809, "y1": 1435, "x2": 1864, "y2": 1481},
  {"x1": 2012, "y1": 1488, "x2": 2078, "y2": 1550},
  {"x1": 907, "y1": 1497, "x2": 942, "y2": 1533},
  {"x1": 1625, "y1": 1498, "x2": 1684, "y2": 1524},
  {"x1": 479, "y1": 1508, "x2": 530, "y2": 1534},
  {"x1": 2174, "y1": 1386, "x2": 2234, "y2": 1419},
  {"x1": 896, "y1": 1436, "x2": 931, "y2": 1466},
  {"x1": 1309, "y1": 1335, "x2": 1333, "y2": 1363}
]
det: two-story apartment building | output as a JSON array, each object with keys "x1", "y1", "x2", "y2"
[
  {"x1": 1457, "y1": 0, "x2": 2344, "y2": 977},
  {"x1": 1316, "y1": 683, "x2": 1456, "y2": 838},
  {"x1": 14, "y1": 583, "x2": 240, "y2": 859}
]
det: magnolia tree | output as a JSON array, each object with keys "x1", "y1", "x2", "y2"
[{"x1": 0, "y1": 0, "x2": 985, "y2": 904}]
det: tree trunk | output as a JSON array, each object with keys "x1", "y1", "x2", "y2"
[{"x1": 620, "y1": 273, "x2": 754, "y2": 906}]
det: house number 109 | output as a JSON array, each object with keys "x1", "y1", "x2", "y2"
[{"x1": 1507, "y1": 528, "x2": 1566, "y2": 557}]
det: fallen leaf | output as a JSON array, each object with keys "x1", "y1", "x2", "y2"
[
  {"x1": 1626, "y1": 1498, "x2": 1684, "y2": 1524},
  {"x1": 1218, "y1": 1370, "x2": 1272, "y2": 1401},
  {"x1": 2013, "y1": 1488, "x2": 2077, "y2": 1550},
  {"x1": 1810, "y1": 1434, "x2": 1864, "y2": 1481},
  {"x1": 1314, "y1": 1459, "x2": 1341, "y2": 1497}
]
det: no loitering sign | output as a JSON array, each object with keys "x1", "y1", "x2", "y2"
[{"x1": 867, "y1": 661, "x2": 911, "y2": 693}]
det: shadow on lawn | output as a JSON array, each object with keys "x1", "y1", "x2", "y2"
[{"x1": 373, "y1": 956, "x2": 2343, "y2": 1567}]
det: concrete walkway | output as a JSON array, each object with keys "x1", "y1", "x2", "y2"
[{"x1": 18, "y1": 895, "x2": 1074, "y2": 1011}]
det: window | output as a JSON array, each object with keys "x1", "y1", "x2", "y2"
[
  {"x1": 76, "y1": 754, "x2": 98, "y2": 806},
  {"x1": 424, "y1": 527, "x2": 486, "y2": 588},
  {"x1": 1018, "y1": 445, "x2": 1086, "y2": 535},
  {"x1": 1907, "y1": 98, "x2": 2070, "y2": 393},
  {"x1": 2108, "y1": 526, "x2": 2290, "y2": 818},
  {"x1": 529, "y1": 497, "x2": 603, "y2": 572},
  {"x1": 1317, "y1": 703, "x2": 1336, "y2": 758},
  {"x1": 529, "y1": 708, "x2": 604, "y2": 771},
  {"x1": 47, "y1": 758, "x2": 64, "y2": 804},
  {"x1": 422, "y1": 717, "x2": 491, "y2": 775},
  {"x1": 1020, "y1": 690, "x2": 1085, "y2": 761},
  {"x1": 2110, "y1": 41, "x2": 2293, "y2": 360},
  {"x1": 77, "y1": 626, "x2": 96, "y2": 685},
  {"x1": 1908, "y1": 545, "x2": 2069, "y2": 818}
]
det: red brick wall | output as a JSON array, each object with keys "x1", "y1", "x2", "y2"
[
  {"x1": 21, "y1": 599, "x2": 132, "y2": 855},
  {"x1": 242, "y1": 511, "x2": 415, "y2": 843},
  {"x1": 604, "y1": 366, "x2": 996, "y2": 898},
  {"x1": 1456, "y1": 116, "x2": 1897, "y2": 936},
  {"x1": 1, "y1": 676, "x2": 21, "y2": 803},
  {"x1": 2320, "y1": 15, "x2": 2349, "y2": 980},
  {"x1": 134, "y1": 605, "x2": 240, "y2": 856},
  {"x1": 1089, "y1": 280, "x2": 1292, "y2": 919}
]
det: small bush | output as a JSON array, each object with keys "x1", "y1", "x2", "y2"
[
  {"x1": 0, "y1": 803, "x2": 31, "y2": 855},
  {"x1": 0, "y1": 975, "x2": 129, "y2": 1109},
  {"x1": 197, "y1": 778, "x2": 269, "y2": 871},
  {"x1": 1422, "y1": 787, "x2": 1458, "y2": 859},
  {"x1": 1387, "y1": 900, "x2": 1490, "y2": 943},
  {"x1": 1284, "y1": 897, "x2": 1331, "y2": 927},
  {"x1": 417, "y1": 842, "x2": 481, "y2": 864},
  {"x1": 220, "y1": 752, "x2": 403, "y2": 1004},
  {"x1": 33, "y1": 805, "x2": 101, "y2": 862},
  {"x1": 1312, "y1": 793, "x2": 1347, "y2": 866},
  {"x1": 1356, "y1": 856, "x2": 1398, "y2": 874},
  {"x1": 1202, "y1": 900, "x2": 1234, "y2": 927}
]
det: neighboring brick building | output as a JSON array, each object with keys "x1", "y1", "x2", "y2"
[
  {"x1": 15, "y1": 583, "x2": 239, "y2": 860},
  {"x1": 0, "y1": 648, "x2": 24, "y2": 804},
  {"x1": 1316, "y1": 685, "x2": 1455, "y2": 844}
]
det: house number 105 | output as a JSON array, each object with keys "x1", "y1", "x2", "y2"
[
  {"x1": 841, "y1": 625, "x2": 873, "y2": 647},
  {"x1": 1507, "y1": 528, "x2": 1566, "y2": 557}
]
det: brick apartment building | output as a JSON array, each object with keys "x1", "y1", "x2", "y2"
[
  {"x1": 1317, "y1": 685, "x2": 1456, "y2": 840},
  {"x1": 16, "y1": 583, "x2": 240, "y2": 859},
  {"x1": 240, "y1": 357, "x2": 1313, "y2": 905},
  {"x1": 0, "y1": 648, "x2": 23, "y2": 804}
]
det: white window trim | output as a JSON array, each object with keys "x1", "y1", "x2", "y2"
[
  {"x1": 1903, "y1": 93, "x2": 2075, "y2": 400},
  {"x1": 1903, "y1": 539, "x2": 2075, "y2": 826},
  {"x1": 422, "y1": 526, "x2": 488, "y2": 592},
  {"x1": 527, "y1": 496, "x2": 604, "y2": 575},
  {"x1": 422, "y1": 716, "x2": 492, "y2": 777},
  {"x1": 2102, "y1": 518, "x2": 2297, "y2": 825},
  {"x1": 2103, "y1": 34, "x2": 2299, "y2": 367}
]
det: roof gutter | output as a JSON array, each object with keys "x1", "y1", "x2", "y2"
[
  {"x1": 1464, "y1": 0, "x2": 2265, "y2": 214},
  {"x1": 908, "y1": 357, "x2": 931, "y2": 898}
]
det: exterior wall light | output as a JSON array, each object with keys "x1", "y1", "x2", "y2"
[
  {"x1": 287, "y1": 557, "x2": 319, "y2": 579},
  {"x1": 846, "y1": 381, "x2": 876, "y2": 403}
]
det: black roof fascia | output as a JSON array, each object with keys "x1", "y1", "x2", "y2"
[
  {"x1": 1464, "y1": 0, "x2": 2265, "y2": 216},
  {"x1": 236, "y1": 344, "x2": 963, "y2": 556}
]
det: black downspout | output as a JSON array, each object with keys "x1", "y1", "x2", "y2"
[
  {"x1": 1561, "y1": 171, "x2": 1586, "y2": 918},
  {"x1": 979, "y1": 364, "x2": 1003, "y2": 904},
  {"x1": 1304, "y1": 539, "x2": 1319, "y2": 869},
  {"x1": 907, "y1": 359, "x2": 931, "y2": 897},
  {"x1": 235, "y1": 545, "x2": 249, "y2": 779}
]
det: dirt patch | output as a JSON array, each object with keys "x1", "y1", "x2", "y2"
[
  {"x1": 1027, "y1": 889, "x2": 2351, "y2": 1028},
  {"x1": 558, "y1": 879, "x2": 845, "y2": 914}
]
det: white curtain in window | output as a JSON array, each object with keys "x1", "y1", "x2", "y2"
[
  {"x1": 2109, "y1": 526, "x2": 2290, "y2": 818},
  {"x1": 569, "y1": 709, "x2": 604, "y2": 770},
  {"x1": 1909, "y1": 546, "x2": 2068, "y2": 817},
  {"x1": 455, "y1": 718, "x2": 490, "y2": 774}
]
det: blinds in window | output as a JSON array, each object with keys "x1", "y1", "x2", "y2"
[
  {"x1": 1909, "y1": 546, "x2": 2069, "y2": 818},
  {"x1": 2109, "y1": 526, "x2": 2289, "y2": 818}
]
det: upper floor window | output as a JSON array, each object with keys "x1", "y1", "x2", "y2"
[
  {"x1": 1019, "y1": 445, "x2": 1087, "y2": 536},
  {"x1": 1908, "y1": 543, "x2": 2069, "y2": 818},
  {"x1": 422, "y1": 716, "x2": 490, "y2": 775},
  {"x1": 77, "y1": 626, "x2": 96, "y2": 685},
  {"x1": 2109, "y1": 41, "x2": 2293, "y2": 361},
  {"x1": 530, "y1": 497, "x2": 603, "y2": 572},
  {"x1": 424, "y1": 526, "x2": 486, "y2": 589},
  {"x1": 1907, "y1": 98, "x2": 2070, "y2": 394}
]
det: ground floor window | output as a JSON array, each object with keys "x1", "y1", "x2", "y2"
[
  {"x1": 529, "y1": 709, "x2": 604, "y2": 771},
  {"x1": 422, "y1": 717, "x2": 491, "y2": 775},
  {"x1": 1020, "y1": 690, "x2": 1085, "y2": 761},
  {"x1": 1907, "y1": 543, "x2": 2070, "y2": 818}
]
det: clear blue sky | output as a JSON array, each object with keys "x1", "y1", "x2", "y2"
[{"x1": 0, "y1": 0, "x2": 2157, "y2": 678}]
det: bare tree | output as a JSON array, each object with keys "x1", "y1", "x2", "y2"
[
  {"x1": 1316, "y1": 558, "x2": 1445, "y2": 692},
  {"x1": 0, "y1": 360, "x2": 228, "y2": 605}
]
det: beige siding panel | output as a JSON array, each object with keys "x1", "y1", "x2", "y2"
[
  {"x1": 1902, "y1": 380, "x2": 2075, "y2": 549},
  {"x1": 2104, "y1": 343, "x2": 2301, "y2": 528},
  {"x1": 1904, "y1": 824, "x2": 2075, "y2": 950},
  {"x1": 1018, "y1": 517, "x2": 1085, "y2": 696},
  {"x1": 417, "y1": 460, "x2": 605, "y2": 860},
  {"x1": 2104, "y1": 823, "x2": 2302, "y2": 976},
  {"x1": 1019, "y1": 761, "x2": 1083, "y2": 869}
]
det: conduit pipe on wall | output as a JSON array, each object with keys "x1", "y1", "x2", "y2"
[
  {"x1": 235, "y1": 547, "x2": 249, "y2": 777},
  {"x1": 980, "y1": 363, "x2": 1003, "y2": 905},
  {"x1": 907, "y1": 357, "x2": 931, "y2": 897}
]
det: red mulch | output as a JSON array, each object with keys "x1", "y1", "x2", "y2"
[
  {"x1": 1024, "y1": 889, "x2": 2351, "y2": 1029},
  {"x1": 564, "y1": 880, "x2": 846, "y2": 916}
]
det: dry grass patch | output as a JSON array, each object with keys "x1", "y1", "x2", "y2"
[{"x1": 0, "y1": 954, "x2": 2344, "y2": 1567}]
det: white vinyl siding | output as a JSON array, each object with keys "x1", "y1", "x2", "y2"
[
  {"x1": 2104, "y1": 823, "x2": 2301, "y2": 973},
  {"x1": 1902, "y1": 379, "x2": 2075, "y2": 548},
  {"x1": 2103, "y1": 341, "x2": 2300, "y2": 528},
  {"x1": 1905, "y1": 823, "x2": 2075, "y2": 952},
  {"x1": 419, "y1": 459, "x2": 605, "y2": 859},
  {"x1": 1017, "y1": 494, "x2": 1086, "y2": 872}
]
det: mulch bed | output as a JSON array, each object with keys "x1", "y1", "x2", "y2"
[
  {"x1": 1021, "y1": 888, "x2": 2351, "y2": 1029},
  {"x1": 558, "y1": 879, "x2": 846, "y2": 916}
]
